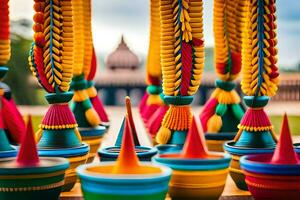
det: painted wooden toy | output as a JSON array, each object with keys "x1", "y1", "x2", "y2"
[
  {"x1": 224, "y1": 0, "x2": 279, "y2": 191},
  {"x1": 70, "y1": 0, "x2": 107, "y2": 164},
  {"x1": 155, "y1": 0, "x2": 205, "y2": 152},
  {"x1": 154, "y1": 116, "x2": 231, "y2": 200},
  {"x1": 0, "y1": 117, "x2": 69, "y2": 200},
  {"x1": 77, "y1": 115, "x2": 171, "y2": 200},
  {"x1": 99, "y1": 96, "x2": 157, "y2": 161},
  {"x1": 28, "y1": 0, "x2": 89, "y2": 191},
  {"x1": 199, "y1": 0, "x2": 246, "y2": 152},
  {"x1": 0, "y1": 0, "x2": 26, "y2": 147},
  {"x1": 241, "y1": 114, "x2": 300, "y2": 199}
]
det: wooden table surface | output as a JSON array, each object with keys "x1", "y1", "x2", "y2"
[{"x1": 59, "y1": 107, "x2": 256, "y2": 199}]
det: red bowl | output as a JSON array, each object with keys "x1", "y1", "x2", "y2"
[{"x1": 244, "y1": 170, "x2": 300, "y2": 200}]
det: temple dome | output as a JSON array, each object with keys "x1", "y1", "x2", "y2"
[{"x1": 106, "y1": 36, "x2": 140, "y2": 70}]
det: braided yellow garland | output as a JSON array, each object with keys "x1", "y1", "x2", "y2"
[
  {"x1": 241, "y1": 0, "x2": 279, "y2": 97},
  {"x1": 156, "y1": 0, "x2": 204, "y2": 144}
]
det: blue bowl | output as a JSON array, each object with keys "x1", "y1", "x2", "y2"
[{"x1": 224, "y1": 141, "x2": 275, "y2": 156}]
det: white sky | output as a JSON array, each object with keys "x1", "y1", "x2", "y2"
[{"x1": 9, "y1": 0, "x2": 300, "y2": 69}]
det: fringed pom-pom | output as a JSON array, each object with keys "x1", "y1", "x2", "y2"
[
  {"x1": 156, "y1": 127, "x2": 172, "y2": 145},
  {"x1": 85, "y1": 108, "x2": 101, "y2": 127},
  {"x1": 42, "y1": 104, "x2": 76, "y2": 127},
  {"x1": 2, "y1": 98, "x2": 26, "y2": 144},
  {"x1": 238, "y1": 108, "x2": 272, "y2": 132},
  {"x1": 162, "y1": 105, "x2": 192, "y2": 131},
  {"x1": 207, "y1": 114, "x2": 222, "y2": 133},
  {"x1": 211, "y1": 88, "x2": 240, "y2": 105},
  {"x1": 146, "y1": 94, "x2": 163, "y2": 106}
]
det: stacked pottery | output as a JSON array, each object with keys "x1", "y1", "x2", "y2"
[
  {"x1": 154, "y1": 117, "x2": 231, "y2": 200},
  {"x1": 99, "y1": 97, "x2": 157, "y2": 161},
  {"x1": 77, "y1": 116, "x2": 171, "y2": 200},
  {"x1": 0, "y1": 118, "x2": 69, "y2": 200},
  {"x1": 241, "y1": 114, "x2": 300, "y2": 199},
  {"x1": 224, "y1": 96, "x2": 276, "y2": 190}
]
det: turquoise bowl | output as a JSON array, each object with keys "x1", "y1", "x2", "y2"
[
  {"x1": 77, "y1": 162, "x2": 171, "y2": 200},
  {"x1": 98, "y1": 146, "x2": 157, "y2": 162},
  {"x1": 0, "y1": 157, "x2": 69, "y2": 200}
]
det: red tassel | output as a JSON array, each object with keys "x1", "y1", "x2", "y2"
[
  {"x1": 271, "y1": 114, "x2": 299, "y2": 164},
  {"x1": 147, "y1": 105, "x2": 169, "y2": 137},
  {"x1": 0, "y1": 0, "x2": 10, "y2": 40},
  {"x1": 90, "y1": 95, "x2": 109, "y2": 123},
  {"x1": 181, "y1": 41, "x2": 193, "y2": 95},
  {"x1": 86, "y1": 47, "x2": 97, "y2": 81},
  {"x1": 139, "y1": 92, "x2": 149, "y2": 115},
  {"x1": 1, "y1": 98, "x2": 26, "y2": 144},
  {"x1": 240, "y1": 108, "x2": 272, "y2": 128},
  {"x1": 16, "y1": 116, "x2": 40, "y2": 166},
  {"x1": 199, "y1": 98, "x2": 218, "y2": 132},
  {"x1": 181, "y1": 116, "x2": 208, "y2": 159},
  {"x1": 42, "y1": 104, "x2": 76, "y2": 126},
  {"x1": 34, "y1": 46, "x2": 54, "y2": 93},
  {"x1": 141, "y1": 104, "x2": 160, "y2": 125},
  {"x1": 231, "y1": 51, "x2": 242, "y2": 75}
]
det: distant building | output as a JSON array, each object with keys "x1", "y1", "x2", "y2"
[{"x1": 106, "y1": 36, "x2": 140, "y2": 70}]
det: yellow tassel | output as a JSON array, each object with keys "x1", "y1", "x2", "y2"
[
  {"x1": 74, "y1": 127, "x2": 82, "y2": 143},
  {"x1": 73, "y1": 90, "x2": 88, "y2": 102},
  {"x1": 85, "y1": 108, "x2": 101, "y2": 126},
  {"x1": 35, "y1": 128, "x2": 43, "y2": 142},
  {"x1": 156, "y1": 127, "x2": 172, "y2": 145},
  {"x1": 162, "y1": 105, "x2": 192, "y2": 131},
  {"x1": 146, "y1": 94, "x2": 163, "y2": 106},
  {"x1": 207, "y1": 114, "x2": 222, "y2": 133},
  {"x1": 211, "y1": 88, "x2": 240, "y2": 105},
  {"x1": 86, "y1": 86, "x2": 97, "y2": 98}
]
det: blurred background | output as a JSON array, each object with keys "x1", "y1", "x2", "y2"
[{"x1": 4, "y1": 0, "x2": 300, "y2": 135}]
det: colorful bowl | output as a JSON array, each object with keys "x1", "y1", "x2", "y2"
[
  {"x1": 77, "y1": 162, "x2": 172, "y2": 200},
  {"x1": 153, "y1": 152, "x2": 231, "y2": 200},
  {"x1": 0, "y1": 157, "x2": 69, "y2": 200},
  {"x1": 240, "y1": 154, "x2": 300, "y2": 200},
  {"x1": 224, "y1": 141, "x2": 274, "y2": 191},
  {"x1": 98, "y1": 146, "x2": 157, "y2": 162},
  {"x1": 79, "y1": 126, "x2": 106, "y2": 163},
  {"x1": 38, "y1": 143, "x2": 89, "y2": 191},
  {"x1": 156, "y1": 144, "x2": 182, "y2": 155},
  {"x1": 205, "y1": 132, "x2": 236, "y2": 152}
]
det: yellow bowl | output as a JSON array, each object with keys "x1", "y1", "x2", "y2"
[
  {"x1": 206, "y1": 140, "x2": 225, "y2": 152},
  {"x1": 82, "y1": 135, "x2": 103, "y2": 163},
  {"x1": 169, "y1": 169, "x2": 228, "y2": 200}
]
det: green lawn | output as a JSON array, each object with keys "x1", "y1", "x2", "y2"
[{"x1": 30, "y1": 115, "x2": 300, "y2": 135}]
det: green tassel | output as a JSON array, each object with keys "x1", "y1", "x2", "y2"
[
  {"x1": 216, "y1": 104, "x2": 227, "y2": 116},
  {"x1": 231, "y1": 104, "x2": 244, "y2": 120}
]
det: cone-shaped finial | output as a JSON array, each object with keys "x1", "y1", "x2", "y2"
[
  {"x1": 125, "y1": 96, "x2": 140, "y2": 146},
  {"x1": 112, "y1": 115, "x2": 140, "y2": 174},
  {"x1": 16, "y1": 116, "x2": 40, "y2": 166},
  {"x1": 181, "y1": 116, "x2": 209, "y2": 159},
  {"x1": 271, "y1": 113, "x2": 299, "y2": 164}
]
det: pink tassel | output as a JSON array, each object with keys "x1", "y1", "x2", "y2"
[
  {"x1": 199, "y1": 98, "x2": 218, "y2": 132},
  {"x1": 147, "y1": 105, "x2": 169, "y2": 137},
  {"x1": 90, "y1": 95, "x2": 109, "y2": 123},
  {"x1": 86, "y1": 47, "x2": 97, "y2": 81},
  {"x1": 240, "y1": 108, "x2": 272, "y2": 128},
  {"x1": 181, "y1": 42, "x2": 193, "y2": 95},
  {"x1": 42, "y1": 104, "x2": 76, "y2": 126},
  {"x1": 141, "y1": 104, "x2": 160, "y2": 125},
  {"x1": 1, "y1": 97, "x2": 26, "y2": 144},
  {"x1": 139, "y1": 92, "x2": 149, "y2": 115}
]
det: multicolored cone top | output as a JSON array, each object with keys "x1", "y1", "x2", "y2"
[
  {"x1": 16, "y1": 116, "x2": 39, "y2": 166},
  {"x1": 271, "y1": 114, "x2": 299, "y2": 165}
]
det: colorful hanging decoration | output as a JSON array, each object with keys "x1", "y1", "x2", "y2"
[
  {"x1": 28, "y1": 0, "x2": 89, "y2": 191},
  {"x1": 241, "y1": 114, "x2": 300, "y2": 199},
  {"x1": 0, "y1": 0, "x2": 25, "y2": 145},
  {"x1": 154, "y1": 116, "x2": 231, "y2": 199},
  {"x1": 156, "y1": 0, "x2": 205, "y2": 146},
  {"x1": 199, "y1": 0, "x2": 247, "y2": 149},
  {"x1": 99, "y1": 96, "x2": 157, "y2": 161},
  {"x1": 224, "y1": 0, "x2": 279, "y2": 191},
  {"x1": 70, "y1": 0, "x2": 101, "y2": 128},
  {"x1": 70, "y1": 0, "x2": 106, "y2": 164},
  {"x1": 139, "y1": 0, "x2": 165, "y2": 131},
  {"x1": 77, "y1": 114, "x2": 171, "y2": 200},
  {"x1": 0, "y1": 116, "x2": 69, "y2": 200}
]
